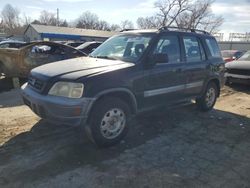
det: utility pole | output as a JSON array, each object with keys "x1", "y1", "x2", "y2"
[{"x1": 57, "y1": 8, "x2": 59, "y2": 26}]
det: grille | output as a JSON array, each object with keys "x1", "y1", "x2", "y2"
[
  {"x1": 227, "y1": 69, "x2": 250, "y2": 76},
  {"x1": 28, "y1": 76, "x2": 45, "y2": 91}
]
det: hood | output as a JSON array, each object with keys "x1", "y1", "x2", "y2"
[
  {"x1": 225, "y1": 60, "x2": 250, "y2": 70},
  {"x1": 31, "y1": 56, "x2": 134, "y2": 80}
]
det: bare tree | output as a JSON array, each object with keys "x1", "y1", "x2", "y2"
[
  {"x1": 31, "y1": 20, "x2": 42, "y2": 25},
  {"x1": 137, "y1": 0, "x2": 223, "y2": 33},
  {"x1": 96, "y1": 20, "x2": 110, "y2": 31},
  {"x1": 76, "y1": 11, "x2": 122, "y2": 31},
  {"x1": 137, "y1": 16, "x2": 161, "y2": 29},
  {"x1": 76, "y1": 11, "x2": 99, "y2": 29},
  {"x1": 120, "y1": 20, "x2": 134, "y2": 30},
  {"x1": 175, "y1": 0, "x2": 223, "y2": 33},
  {"x1": 1, "y1": 4, "x2": 20, "y2": 33},
  {"x1": 39, "y1": 10, "x2": 57, "y2": 26},
  {"x1": 22, "y1": 13, "x2": 32, "y2": 26},
  {"x1": 0, "y1": 18, "x2": 4, "y2": 30},
  {"x1": 202, "y1": 16, "x2": 224, "y2": 34},
  {"x1": 154, "y1": 0, "x2": 189, "y2": 26},
  {"x1": 110, "y1": 24, "x2": 121, "y2": 31},
  {"x1": 59, "y1": 19, "x2": 68, "y2": 27}
]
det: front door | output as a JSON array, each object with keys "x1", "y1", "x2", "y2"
[{"x1": 142, "y1": 34, "x2": 187, "y2": 110}]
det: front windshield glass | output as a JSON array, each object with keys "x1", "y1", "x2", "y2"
[
  {"x1": 90, "y1": 34, "x2": 154, "y2": 63},
  {"x1": 238, "y1": 51, "x2": 250, "y2": 61}
]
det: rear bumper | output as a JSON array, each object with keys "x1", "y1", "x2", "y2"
[
  {"x1": 21, "y1": 83, "x2": 96, "y2": 126},
  {"x1": 225, "y1": 73, "x2": 250, "y2": 85}
]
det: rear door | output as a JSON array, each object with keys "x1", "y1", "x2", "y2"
[
  {"x1": 142, "y1": 33, "x2": 187, "y2": 109},
  {"x1": 181, "y1": 35, "x2": 208, "y2": 97}
]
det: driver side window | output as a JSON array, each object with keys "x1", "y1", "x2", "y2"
[{"x1": 153, "y1": 35, "x2": 181, "y2": 64}]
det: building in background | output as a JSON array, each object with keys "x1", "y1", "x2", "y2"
[{"x1": 24, "y1": 24, "x2": 117, "y2": 42}]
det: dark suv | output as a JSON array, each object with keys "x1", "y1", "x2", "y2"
[{"x1": 21, "y1": 27, "x2": 225, "y2": 147}]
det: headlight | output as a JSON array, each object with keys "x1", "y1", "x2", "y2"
[{"x1": 48, "y1": 82, "x2": 84, "y2": 98}]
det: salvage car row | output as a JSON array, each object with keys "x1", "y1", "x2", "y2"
[{"x1": 0, "y1": 41, "x2": 102, "y2": 78}]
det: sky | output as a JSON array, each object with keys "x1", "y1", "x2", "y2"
[{"x1": 1, "y1": 0, "x2": 250, "y2": 35}]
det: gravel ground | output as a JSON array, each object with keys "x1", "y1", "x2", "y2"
[{"x1": 0, "y1": 83, "x2": 250, "y2": 188}]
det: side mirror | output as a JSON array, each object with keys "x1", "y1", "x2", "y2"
[
  {"x1": 152, "y1": 53, "x2": 169, "y2": 64},
  {"x1": 144, "y1": 53, "x2": 169, "y2": 69}
]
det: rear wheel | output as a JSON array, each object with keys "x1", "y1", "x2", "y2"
[
  {"x1": 85, "y1": 97, "x2": 131, "y2": 147},
  {"x1": 196, "y1": 82, "x2": 218, "y2": 111}
]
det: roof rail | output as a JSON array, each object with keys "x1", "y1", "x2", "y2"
[
  {"x1": 159, "y1": 26, "x2": 210, "y2": 35},
  {"x1": 120, "y1": 29, "x2": 136, "y2": 32}
]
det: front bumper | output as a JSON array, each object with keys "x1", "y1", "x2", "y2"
[
  {"x1": 21, "y1": 83, "x2": 96, "y2": 126},
  {"x1": 225, "y1": 73, "x2": 250, "y2": 85}
]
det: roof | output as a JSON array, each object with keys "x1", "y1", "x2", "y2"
[
  {"x1": 122, "y1": 29, "x2": 159, "y2": 33},
  {"x1": 221, "y1": 50, "x2": 240, "y2": 52},
  {"x1": 26, "y1": 24, "x2": 117, "y2": 38},
  {"x1": 121, "y1": 27, "x2": 212, "y2": 37}
]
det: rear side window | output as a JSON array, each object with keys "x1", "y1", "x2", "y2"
[
  {"x1": 205, "y1": 38, "x2": 221, "y2": 58},
  {"x1": 183, "y1": 36, "x2": 204, "y2": 63}
]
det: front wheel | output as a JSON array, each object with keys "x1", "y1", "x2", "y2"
[
  {"x1": 196, "y1": 82, "x2": 218, "y2": 111},
  {"x1": 85, "y1": 97, "x2": 131, "y2": 148}
]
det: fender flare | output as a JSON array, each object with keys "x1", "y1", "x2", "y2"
[{"x1": 86, "y1": 88, "x2": 138, "y2": 120}]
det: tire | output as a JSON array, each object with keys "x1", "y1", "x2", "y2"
[
  {"x1": 0, "y1": 64, "x2": 3, "y2": 77},
  {"x1": 85, "y1": 97, "x2": 131, "y2": 148},
  {"x1": 196, "y1": 82, "x2": 218, "y2": 112}
]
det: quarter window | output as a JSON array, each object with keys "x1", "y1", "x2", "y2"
[
  {"x1": 205, "y1": 38, "x2": 221, "y2": 58},
  {"x1": 153, "y1": 35, "x2": 181, "y2": 63},
  {"x1": 183, "y1": 36, "x2": 204, "y2": 62}
]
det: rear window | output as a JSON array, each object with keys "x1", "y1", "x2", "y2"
[{"x1": 205, "y1": 38, "x2": 221, "y2": 58}]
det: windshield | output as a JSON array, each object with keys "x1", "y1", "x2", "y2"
[
  {"x1": 90, "y1": 34, "x2": 154, "y2": 63},
  {"x1": 238, "y1": 51, "x2": 250, "y2": 61}
]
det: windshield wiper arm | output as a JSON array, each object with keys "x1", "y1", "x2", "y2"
[{"x1": 91, "y1": 55, "x2": 118, "y2": 60}]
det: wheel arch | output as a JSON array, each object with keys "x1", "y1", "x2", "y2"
[
  {"x1": 86, "y1": 88, "x2": 138, "y2": 123},
  {"x1": 206, "y1": 78, "x2": 221, "y2": 97}
]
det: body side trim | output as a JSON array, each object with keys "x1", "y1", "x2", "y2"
[{"x1": 144, "y1": 81, "x2": 204, "y2": 97}]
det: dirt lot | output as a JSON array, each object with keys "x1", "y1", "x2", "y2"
[{"x1": 0, "y1": 81, "x2": 250, "y2": 188}]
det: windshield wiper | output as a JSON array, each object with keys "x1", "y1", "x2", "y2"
[{"x1": 90, "y1": 55, "x2": 118, "y2": 60}]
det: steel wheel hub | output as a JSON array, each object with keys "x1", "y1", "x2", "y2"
[
  {"x1": 100, "y1": 108, "x2": 126, "y2": 139},
  {"x1": 205, "y1": 87, "x2": 216, "y2": 107}
]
